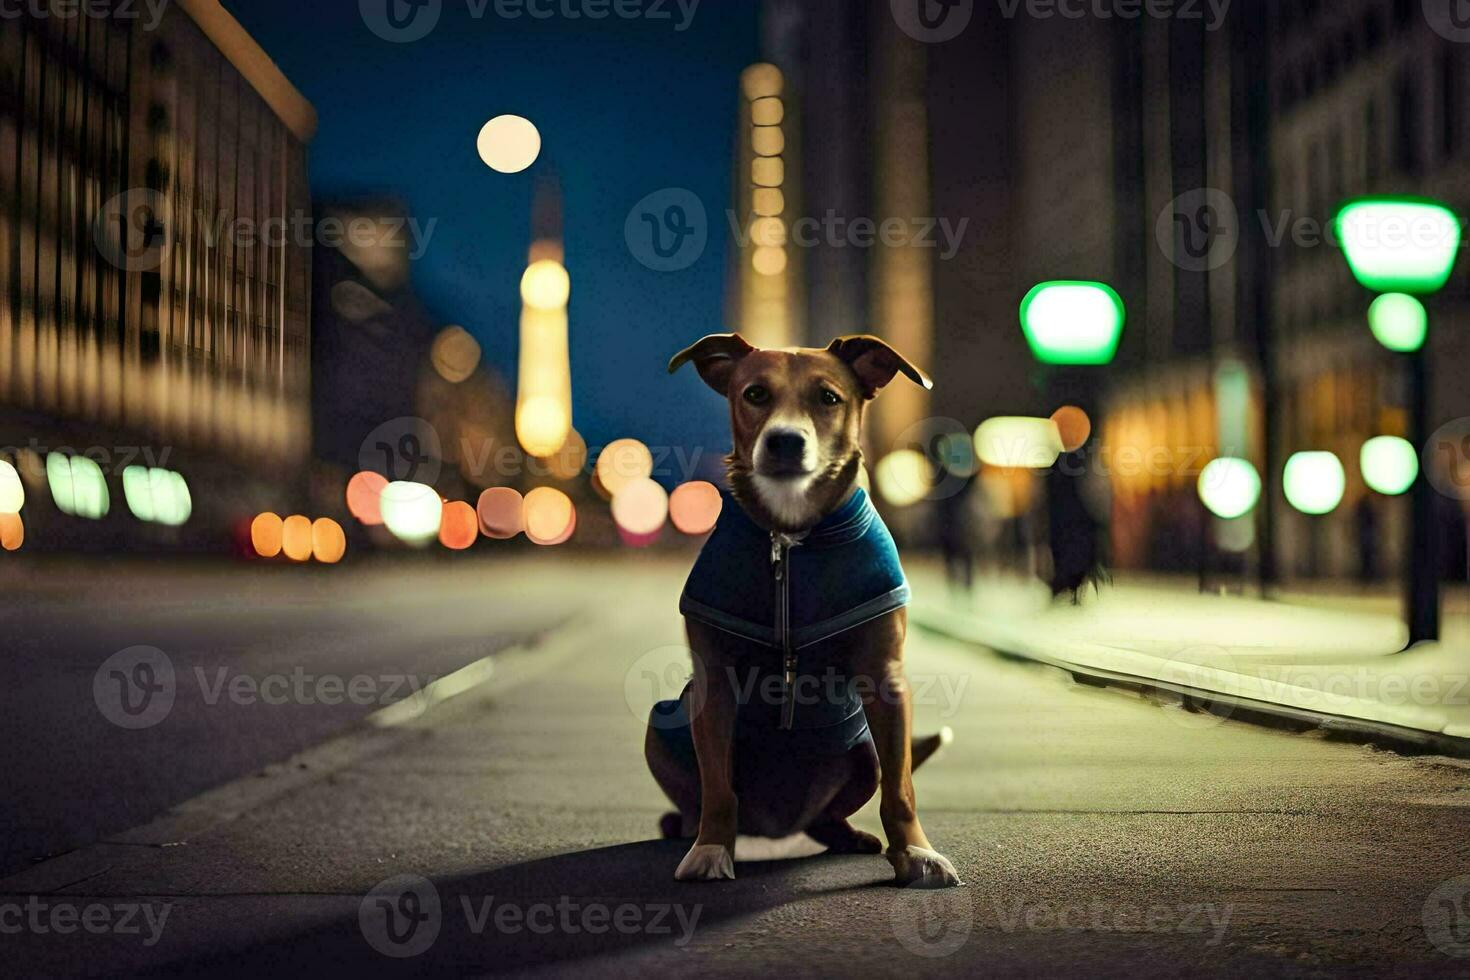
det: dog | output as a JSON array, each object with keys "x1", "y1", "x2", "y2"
[{"x1": 645, "y1": 332, "x2": 961, "y2": 889}]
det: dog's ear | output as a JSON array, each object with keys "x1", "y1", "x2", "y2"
[
  {"x1": 668, "y1": 333, "x2": 756, "y2": 397},
  {"x1": 826, "y1": 335, "x2": 933, "y2": 399}
]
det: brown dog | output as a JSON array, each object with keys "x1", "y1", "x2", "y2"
[{"x1": 646, "y1": 332, "x2": 961, "y2": 888}]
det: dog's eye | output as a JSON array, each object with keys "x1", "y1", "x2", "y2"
[
  {"x1": 819, "y1": 388, "x2": 842, "y2": 406},
  {"x1": 743, "y1": 385, "x2": 770, "y2": 406}
]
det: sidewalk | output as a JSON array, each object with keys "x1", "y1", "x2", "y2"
[{"x1": 911, "y1": 570, "x2": 1470, "y2": 755}]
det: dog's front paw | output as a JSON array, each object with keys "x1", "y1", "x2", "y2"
[
  {"x1": 886, "y1": 845, "x2": 962, "y2": 888},
  {"x1": 675, "y1": 843, "x2": 735, "y2": 881}
]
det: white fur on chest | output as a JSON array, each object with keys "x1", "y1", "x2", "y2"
[{"x1": 749, "y1": 473, "x2": 823, "y2": 530}]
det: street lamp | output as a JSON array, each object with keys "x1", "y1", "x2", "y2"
[
  {"x1": 1018, "y1": 281, "x2": 1125, "y2": 596},
  {"x1": 1019, "y1": 281, "x2": 1126, "y2": 366},
  {"x1": 1336, "y1": 195, "x2": 1461, "y2": 646}
]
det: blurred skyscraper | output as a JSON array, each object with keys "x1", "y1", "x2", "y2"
[{"x1": 0, "y1": 0, "x2": 314, "y2": 547}]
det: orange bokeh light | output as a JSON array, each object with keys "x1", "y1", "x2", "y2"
[
  {"x1": 595, "y1": 439, "x2": 653, "y2": 498},
  {"x1": 1051, "y1": 405, "x2": 1093, "y2": 452},
  {"x1": 439, "y1": 501, "x2": 479, "y2": 550},
  {"x1": 611, "y1": 477, "x2": 668, "y2": 537},
  {"x1": 251, "y1": 512, "x2": 284, "y2": 558},
  {"x1": 282, "y1": 515, "x2": 313, "y2": 562},
  {"x1": 669, "y1": 481, "x2": 722, "y2": 535},
  {"x1": 346, "y1": 471, "x2": 388, "y2": 525},
  {"x1": 0, "y1": 512, "x2": 22, "y2": 551},
  {"x1": 311, "y1": 518, "x2": 347, "y2": 564},
  {"x1": 476, "y1": 487, "x2": 524, "y2": 539},
  {"x1": 524, "y1": 487, "x2": 575, "y2": 546}
]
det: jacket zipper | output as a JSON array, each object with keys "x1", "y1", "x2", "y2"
[{"x1": 771, "y1": 532, "x2": 798, "y2": 730}]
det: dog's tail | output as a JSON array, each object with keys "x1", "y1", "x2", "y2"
[{"x1": 911, "y1": 726, "x2": 954, "y2": 772}]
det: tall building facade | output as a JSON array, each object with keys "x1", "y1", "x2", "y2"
[{"x1": 0, "y1": 0, "x2": 314, "y2": 546}]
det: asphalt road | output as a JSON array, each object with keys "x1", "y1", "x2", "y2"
[
  {"x1": 0, "y1": 554, "x2": 582, "y2": 874},
  {"x1": 4, "y1": 557, "x2": 1470, "y2": 976}
]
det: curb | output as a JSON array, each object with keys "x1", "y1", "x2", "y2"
[{"x1": 911, "y1": 606, "x2": 1470, "y2": 760}]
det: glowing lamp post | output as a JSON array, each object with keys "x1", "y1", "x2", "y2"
[
  {"x1": 1336, "y1": 196, "x2": 1460, "y2": 645},
  {"x1": 1019, "y1": 281, "x2": 1126, "y2": 366},
  {"x1": 1197, "y1": 457, "x2": 1262, "y2": 522}
]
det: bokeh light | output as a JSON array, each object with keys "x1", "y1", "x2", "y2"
[
  {"x1": 311, "y1": 518, "x2": 347, "y2": 564},
  {"x1": 477, "y1": 487, "x2": 524, "y2": 539},
  {"x1": 740, "y1": 62, "x2": 783, "y2": 100},
  {"x1": 439, "y1": 501, "x2": 479, "y2": 550},
  {"x1": 544, "y1": 429, "x2": 588, "y2": 481},
  {"x1": 1361, "y1": 436, "x2": 1419, "y2": 496},
  {"x1": 380, "y1": 482, "x2": 443, "y2": 546},
  {"x1": 122, "y1": 467, "x2": 191, "y2": 526},
  {"x1": 1284, "y1": 452, "x2": 1346, "y2": 516},
  {"x1": 520, "y1": 259, "x2": 571, "y2": 311},
  {"x1": 1367, "y1": 293, "x2": 1428, "y2": 353},
  {"x1": 430, "y1": 325, "x2": 482, "y2": 383},
  {"x1": 669, "y1": 481, "x2": 722, "y2": 535},
  {"x1": 346, "y1": 471, "x2": 388, "y2": 525},
  {"x1": 47, "y1": 453, "x2": 109, "y2": 519},
  {"x1": 752, "y1": 246, "x2": 787, "y2": 276},
  {"x1": 596, "y1": 439, "x2": 654, "y2": 498},
  {"x1": 282, "y1": 515, "x2": 313, "y2": 562},
  {"x1": 1197, "y1": 457, "x2": 1262, "y2": 520},
  {"x1": 611, "y1": 478, "x2": 669, "y2": 537},
  {"x1": 974, "y1": 417, "x2": 1064, "y2": 469},
  {"x1": 0, "y1": 460, "x2": 23, "y2": 513},
  {"x1": 1050, "y1": 406, "x2": 1093, "y2": 452},
  {"x1": 516, "y1": 395, "x2": 571, "y2": 458},
  {"x1": 1336, "y1": 198, "x2": 1461, "y2": 294},
  {"x1": 524, "y1": 487, "x2": 576, "y2": 546},
  {"x1": 0, "y1": 512, "x2": 22, "y2": 551},
  {"x1": 875, "y1": 450, "x2": 934, "y2": 507},
  {"x1": 476, "y1": 114, "x2": 541, "y2": 173},
  {"x1": 1019, "y1": 281, "x2": 1126, "y2": 365},
  {"x1": 251, "y1": 512, "x2": 284, "y2": 558}
]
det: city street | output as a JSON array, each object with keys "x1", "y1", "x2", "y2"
[{"x1": 3, "y1": 557, "x2": 1469, "y2": 976}]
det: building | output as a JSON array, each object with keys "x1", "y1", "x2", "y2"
[{"x1": 0, "y1": 0, "x2": 314, "y2": 548}]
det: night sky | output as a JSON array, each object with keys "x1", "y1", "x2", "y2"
[{"x1": 222, "y1": 0, "x2": 758, "y2": 475}]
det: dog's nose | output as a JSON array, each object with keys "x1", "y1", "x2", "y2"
[{"x1": 764, "y1": 430, "x2": 807, "y2": 461}]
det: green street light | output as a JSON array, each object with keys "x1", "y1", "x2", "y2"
[
  {"x1": 1336, "y1": 195, "x2": 1457, "y2": 647},
  {"x1": 1336, "y1": 197, "x2": 1462, "y2": 294},
  {"x1": 1197, "y1": 457, "x2": 1262, "y2": 521},
  {"x1": 1367, "y1": 293, "x2": 1429, "y2": 352},
  {"x1": 1284, "y1": 451, "x2": 1346, "y2": 516},
  {"x1": 1019, "y1": 281, "x2": 1125, "y2": 365},
  {"x1": 1361, "y1": 436, "x2": 1419, "y2": 496}
]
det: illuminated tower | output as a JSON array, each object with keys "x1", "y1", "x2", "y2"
[
  {"x1": 732, "y1": 62, "x2": 799, "y2": 349},
  {"x1": 515, "y1": 176, "x2": 573, "y2": 458}
]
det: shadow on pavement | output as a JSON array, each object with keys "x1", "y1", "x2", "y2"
[{"x1": 142, "y1": 839, "x2": 891, "y2": 976}]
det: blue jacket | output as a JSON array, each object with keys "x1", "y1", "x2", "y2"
[{"x1": 678, "y1": 487, "x2": 909, "y2": 743}]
